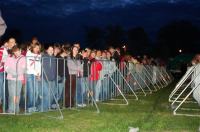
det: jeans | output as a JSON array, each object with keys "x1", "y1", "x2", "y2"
[
  {"x1": 76, "y1": 78, "x2": 83, "y2": 104},
  {"x1": 101, "y1": 77, "x2": 109, "y2": 101},
  {"x1": 26, "y1": 74, "x2": 41, "y2": 109},
  {"x1": 80, "y1": 77, "x2": 87, "y2": 104},
  {"x1": 7, "y1": 80, "x2": 22, "y2": 113},
  {"x1": 50, "y1": 80, "x2": 56, "y2": 105},
  {"x1": 95, "y1": 79, "x2": 102, "y2": 101},
  {"x1": 89, "y1": 80, "x2": 97, "y2": 101},
  {"x1": 0, "y1": 72, "x2": 4, "y2": 103},
  {"x1": 39, "y1": 80, "x2": 52, "y2": 112},
  {"x1": 57, "y1": 76, "x2": 64, "y2": 102}
]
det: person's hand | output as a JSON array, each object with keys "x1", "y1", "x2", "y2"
[{"x1": 36, "y1": 75, "x2": 41, "y2": 81}]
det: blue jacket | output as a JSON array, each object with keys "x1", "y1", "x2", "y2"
[{"x1": 42, "y1": 53, "x2": 57, "y2": 81}]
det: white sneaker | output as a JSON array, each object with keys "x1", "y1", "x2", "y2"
[
  {"x1": 77, "y1": 104, "x2": 87, "y2": 107},
  {"x1": 77, "y1": 104, "x2": 83, "y2": 107},
  {"x1": 28, "y1": 107, "x2": 37, "y2": 113},
  {"x1": 82, "y1": 104, "x2": 86, "y2": 107},
  {"x1": 51, "y1": 104, "x2": 58, "y2": 109}
]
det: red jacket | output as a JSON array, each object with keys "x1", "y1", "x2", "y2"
[
  {"x1": 0, "y1": 47, "x2": 8, "y2": 72},
  {"x1": 89, "y1": 59, "x2": 102, "y2": 81}
]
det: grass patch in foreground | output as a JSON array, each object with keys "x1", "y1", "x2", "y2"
[{"x1": 0, "y1": 82, "x2": 199, "y2": 132}]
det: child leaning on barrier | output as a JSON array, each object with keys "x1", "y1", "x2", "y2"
[
  {"x1": 4, "y1": 46, "x2": 26, "y2": 113},
  {"x1": 40, "y1": 45, "x2": 57, "y2": 111},
  {"x1": 89, "y1": 50, "x2": 102, "y2": 102},
  {"x1": 65, "y1": 45, "x2": 83, "y2": 108},
  {"x1": 0, "y1": 38, "x2": 17, "y2": 112},
  {"x1": 94, "y1": 50, "x2": 102, "y2": 102},
  {"x1": 57, "y1": 47, "x2": 70, "y2": 104},
  {"x1": 99, "y1": 51, "x2": 111, "y2": 101},
  {"x1": 26, "y1": 42, "x2": 42, "y2": 112},
  {"x1": 80, "y1": 50, "x2": 90, "y2": 106},
  {"x1": 0, "y1": 43, "x2": 8, "y2": 108}
]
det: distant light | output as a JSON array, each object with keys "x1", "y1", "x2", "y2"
[
  {"x1": 179, "y1": 49, "x2": 182, "y2": 53},
  {"x1": 122, "y1": 45, "x2": 126, "y2": 49}
]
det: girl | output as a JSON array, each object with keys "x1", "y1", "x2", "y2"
[
  {"x1": 65, "y1": 46, "x2": 82, "y2": 108},
  {"x1": 4, "y1": 46, "x2": 26, "y2": 113},
  {"x1": 26, "y1": 42, "x2": 42, "y2": 112}
]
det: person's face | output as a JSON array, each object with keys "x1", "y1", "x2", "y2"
[
  {"x1": 102, "y1": 52, "x2": 106, "y2": 59},
  {"x1": 54, "y1": 47, "x2": 61, "y2": 56},
  {"x1": 196, "y1": 55, "x2": 200, "y2": 62},
  {"x1": 131, "y1": 57, "x2": 134, "y2": 61},
  {"x1": 106, "y1": 52, "x2": 111, "y2": 59},
  {"x1": 72, "y1": 47, "x2": 79, "y2": 56},
  {"x1": 109, "y1": 48, "x2": 115, "y2": 54},
  {"x1": 32, "y1": 39, "x2": 38, "y2": 44},
  {"x1": 90, "y1": 52, "x2": 96, "y2": 59},
  {"x1": 8, "y1": 38, "x2": 16, "y2": 49},
  {"x1": 47, "y1": 47, "x2": 54, "y2": 56},
  {"x1": 33, "y1": 45, "x2": 40, "y2": 54},
  {"x1": 96, "y1": 51, "x2": 102, "y2": 57},
  {"x1": 13, "y1": 50, "x2": 21, "y2": 57},
  {"x1": 87, "y1": 49, "x2": 91, "y2": 55},
  {"x1": 82, "y1": 51, "x2": 88, "y2": 58},
  {"x1": 74, "y1": 44, "x2": 80, "y2": 49}
]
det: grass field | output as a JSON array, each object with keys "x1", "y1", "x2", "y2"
[{"x1": 0, "y1": 82, "x2": 199, "y2": 132}]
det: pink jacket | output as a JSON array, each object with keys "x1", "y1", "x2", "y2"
[{"x1": 4, "y1": 55, "x2": 26, "y2": 81}]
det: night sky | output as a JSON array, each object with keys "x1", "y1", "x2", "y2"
[{"x1": 0, "y1": 0, "x2": 200, "y2": 45}]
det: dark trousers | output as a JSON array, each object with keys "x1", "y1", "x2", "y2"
[{"x1": 65, "y1": 75, "x2": 76, "y2": 107}]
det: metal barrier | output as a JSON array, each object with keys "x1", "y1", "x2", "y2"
[
  {"x1": 0, "y1": 55, "x2": 172, "y2": 117},
  {"x1": 169, "y1": 64, "x2": 200, "y2": 117}
]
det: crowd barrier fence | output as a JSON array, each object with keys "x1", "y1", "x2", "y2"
[{"x1": 0, "y1": 56, "x2": 172, "y2": 118}]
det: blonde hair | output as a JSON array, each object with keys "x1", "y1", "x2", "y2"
[{"x1": 30, "y1": 42, "x2": 41, "y2": 54}]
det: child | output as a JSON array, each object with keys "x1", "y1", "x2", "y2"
[
  {"x1": 0, "y1": 38, "x2": 17, "y2": 112},
  {"x1": 0, "y1": 43, "x2": 8, "y2": 107},
  {"x1": 65, "y1": 46, "x2": 83, "y2": 108},
  {"x1": 89, "y1": 51, "x2": 102, "y2": 102},
  {"x1": 26, "y1": 42, "x2": 41, "y2": 112},
  {"x1": 80, "y1": 50, "x2": 90, "y2": 106},
  {"x1": 57, "y1": 47, "x2": 70, "y2": 105},
  {"x1": 40, "y1": 46, "x2": 57, "y2": 111},
  {"x1": 4, "y1": 46, "x2": 26, "y2": 113}
]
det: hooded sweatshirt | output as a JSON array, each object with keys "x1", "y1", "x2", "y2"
[{"x1": 42, "y1": 53, "x2": 57, "y2": 81}]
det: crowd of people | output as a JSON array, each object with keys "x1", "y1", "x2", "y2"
[{"x1": 0, "y1": 37, "x2": 166, "y2": 113}]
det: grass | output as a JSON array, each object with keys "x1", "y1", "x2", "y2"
[{"x1": 0, "y1": 82, "x2": 199, "y2": 132}]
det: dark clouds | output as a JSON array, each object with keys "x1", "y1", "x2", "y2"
[
  {"x1": 1, "y1": 0, "x2": 199, "y2": 17},
  {"x1": 0, "y1": 0, "x2": 199, "y2": 43}
]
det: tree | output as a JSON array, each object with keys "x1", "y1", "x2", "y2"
[
  {"x1": 84, "y1": 27, "x2": 104, "y2": 49},
  {"x1": 127, "y1": 27, "x2": 149, "y2": 55},
  {"x1": 105, "y1": 25, "x2": 125, "y2": 48},
  {"x1": 157, "y1": 20, "x2": 200, "y2": 58}
]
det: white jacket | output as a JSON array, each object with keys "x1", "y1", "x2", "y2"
[{"x1": 26, "y1": 50, "x2": 41, "y2": 76}]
